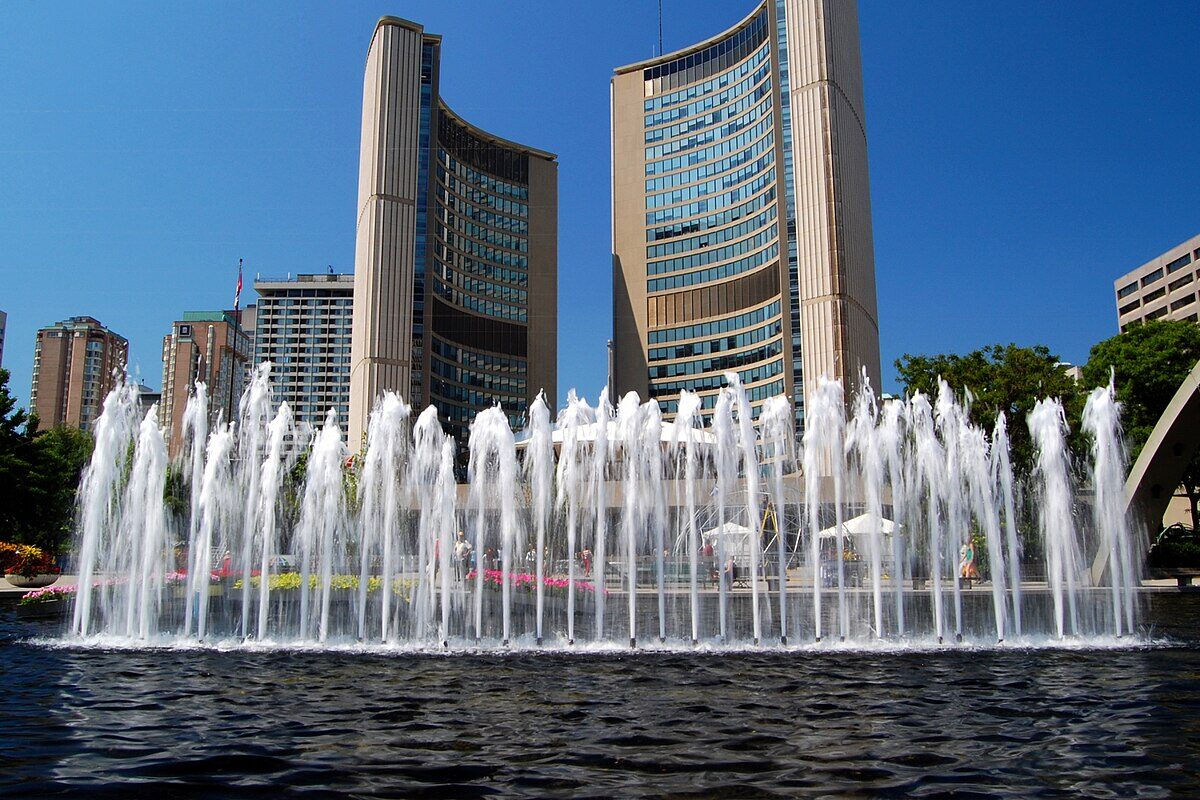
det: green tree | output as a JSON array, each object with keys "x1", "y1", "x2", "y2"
[
  {"x1": 0, "y1": 368, "x2": 38, "y2": 542},
  {"x1": 1082, "y1": 320, "x2": 1200, "y2": 530},
  {"x1": 27, "y1": 425, "x2": 94, "y2": 555},
  {"x1": 0, "y1": 369, "x2": 96, "y2": 556},
  {"x1": 894, "y1": 343, "x2": 1085, "y2": 474}
]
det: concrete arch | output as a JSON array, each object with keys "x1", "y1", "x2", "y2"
[{"x1": 1092, "y1": 358, "x2": 1200, "y2": 581}]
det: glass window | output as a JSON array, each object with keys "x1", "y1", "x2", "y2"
[{"x1": 1166, "y1": 253, "x2": 1192, "y2": 274}]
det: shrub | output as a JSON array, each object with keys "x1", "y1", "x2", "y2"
[{"x1": 1148, "y1": 540, "x2": 1200, "y2": 569}]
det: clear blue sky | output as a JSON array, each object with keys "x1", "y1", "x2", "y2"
[{"x1": 1, "y1": 1, "x2": 1197, "y2": 413}]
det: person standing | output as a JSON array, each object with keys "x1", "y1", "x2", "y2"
[{"x1": 453, "y1": 531, "x2": 472, "y2": 580}]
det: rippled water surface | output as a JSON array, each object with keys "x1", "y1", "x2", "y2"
[{"x1": 3, "y1": 593, "x2": 1199, "y2": 798}]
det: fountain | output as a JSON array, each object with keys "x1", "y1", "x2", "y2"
[{"x1": 65, "y1": 366, "x2": 1146, "y2": 649}]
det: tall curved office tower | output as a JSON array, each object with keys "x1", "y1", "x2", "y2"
[
  {"x1": 348, "y1": 17, "x2": 558, "y2": 450},
  {"x1": 612, "y1": 0, "x2": 880, "y2": 428}
]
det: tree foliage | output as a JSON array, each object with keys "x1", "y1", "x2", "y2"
[
  {"x1": 1083, "y1": 320, "x2": 1200, "y2": 530},
  {"x1": 0, "y1": 369, "x2": 94, "y2": 556},
  {"x1": 894, "y1": 343, "x2": 1084, "y2": 474}
]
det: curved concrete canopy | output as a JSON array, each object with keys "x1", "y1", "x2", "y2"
[{"x1": 1092, "y1": 358, "x2": 1200, "y2": 581}]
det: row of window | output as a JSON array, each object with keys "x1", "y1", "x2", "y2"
[
  {"x1": 431, "y1": 378, "x2": 524, "y2": 410},
  {"x1": 646, "y1": 129, "x2": 774, "y2": 194},
  {"x1": 434, "y1": 261, "x2": 528, "y2": 305},
  {"x1": 434, "y1": 242, "x2": 529, "y2": 288},
  {"x1": 647, "y1": 186, "x2": 776, "y2": 243},
  {"x1": 437, "y1": 150, "x2": 529, "y2": 201},
  {"x1": 436, "y1": 185, "x2": 529, "y2": 235},
  {"x1": 649, "y1": 357, "x2": 783, "y2": 397},
  {"x1": 259, "y1": 293, "x2": 352, "y2": 304},
  {"x1": 436, "y1": 166, "x2": 530, "y2": 218},
  {"x1": 438, "y1": 400, "x2": 523, "y2": 429},
  {"x1": 649, "y1": 338, "x2": 782, "y2": 380},
  {"x1": 1167, "y1": 251, "x2": 1194, "y2": 274},
  {"x1": 258, "y1": 341, "x2": 350, "y2": 349},
  {"x1": 431, "y1": 337, "x2": 527, "y2": 376},
  {"x1": 1123, "y1": 312, "x2": 1198, "y2": 332},
  {"x1": 646, "y1": 168, "x2": 776, "y2": 227},
  {"x1": 432, "y1": 281, "x2": 527, "y2": 322},
  {"x1": 647, "y1": 204, "x2": 776, "y2": 260},
  {"x1": 257, "y1": 356, "x2": 352, "y2": 367},
  {"x1": 436, "y1": 204, "x2": 529, "y2": 253},
  {"x1": 256, "y1": 330, "x2": 349, "y2": 343},
  {"x1": 437, "y1": 227, "x2": 529, "y2": 270},
  {"x1": 1136, "y1": 251, "x2": 1195, "y2": 291},
  {"x1": 645, "y1": 71, "x2": 772, "y2": 144},
  {"x1": 646, "y1": 114, "x2": 774, "y2": 177},
  {"x1": 645, "y1": 94, "x2": 773, "y2": 162},
  {"x1": 649, "y1": 318, "x2": 782, "y2": 362},
  {"x1": 648, "y1": 222, "x2": 778, "y2": 276},
  {"x1": 644, "y1": 10, "x2": 769, "y2": 93},
  {"x1": 645, "y1": 55, "x2": 771, "y2": 134},
  {"x1": 648, "y1": 243, "x2": 778, "y2": 292},
  {"x1": 648, "y1": 301, "x2": 781, "y2": 345},
  {"x1": 431, "y1": 354, "x2": 527, "y2": 395},
  {"x1": 657, "y1": 379, "x2": 786, "y2": 415},
  {"x1": 647, "y1": 151, "x2": 774, "y2": 210},
  {"x1": 643, "y1": 36, "x2": 770, "y2": 113}
]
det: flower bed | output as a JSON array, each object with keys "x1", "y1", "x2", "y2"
[
  {"x1": 20, "y1": 584, "x2": 76, "y2": 605},
  {"x1": 233, "y1": 573, "x2": 415, "y2": 595},
  {"x1": 466, "y1": 569, "x2": 604, "y2": 595}
]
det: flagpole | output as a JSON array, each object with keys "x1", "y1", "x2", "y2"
[{"x1": 228, "y1": 258, "x2": 243, "y2": 426}]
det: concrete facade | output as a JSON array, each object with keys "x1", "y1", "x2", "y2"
[
  {"x1": 30, "y1": 316, "x2": 127, "y2": 432},
  {"x1": 348, "y1": 16, "x2": 558, "y2": 451},
  {"x1": 254, "y1": 273, "x2": 353, "y2": 430},
  {"x1": 160, "y1": 309, "x2": 253, "y2": 457},
  {"x1": 1114, "y1": 232, "x2": 1200, "y2": 331},
  {"x1": 612, "y1": 0, "x2": 880, "y2": 427}
]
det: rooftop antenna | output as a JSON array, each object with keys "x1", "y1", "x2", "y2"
[{"x1": 658, "y1": 0, "x2": 663, "y2": 55}]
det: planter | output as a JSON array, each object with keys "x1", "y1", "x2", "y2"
[
  {"x1": 17, "y1": 599, "x2": 69, "y2": 620},
  {"x1": 5, "y1": 573, "x2": 59, "y2": 589}
]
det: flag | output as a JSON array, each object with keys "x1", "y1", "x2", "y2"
[{"x1": 234, "y1": 258, "x2": 243, "y2": 313}]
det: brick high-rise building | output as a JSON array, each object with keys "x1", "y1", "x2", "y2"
[
  {"x1": 30, "y1": 316, "x2": 128, "y2": 432},
  {"x1": 160, "y1": 309, "x2": 254, "y2": 457}
]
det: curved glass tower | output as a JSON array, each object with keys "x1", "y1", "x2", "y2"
[
  {"x1": 349, "y1": 17, "x2": 557, "y2": 451},
  {"x1": 612, "y1": 0, "x2": 880, "y2": 427}
]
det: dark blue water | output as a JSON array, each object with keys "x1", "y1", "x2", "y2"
[{"x1": 2, "y1": 593, "x2": 1198, "y2": 798}]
